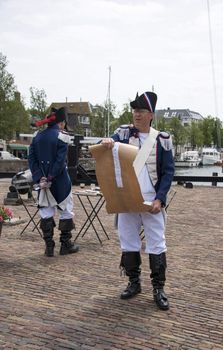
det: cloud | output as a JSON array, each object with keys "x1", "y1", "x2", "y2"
[{"x1": 0, "y1": 0, "x2": 222, "y2": 119}]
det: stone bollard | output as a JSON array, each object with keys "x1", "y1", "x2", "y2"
[
  {"x1": 212, "y1": 172, "x2": 218, "y2": 187},
  {"x1": 184, "y1": 182, "x2": 193, "y2": 189}
]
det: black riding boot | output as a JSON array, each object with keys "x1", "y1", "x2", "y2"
[
  {"x1": 120, "y1": 251, "x2": 142, "y2": 299},
  {"x1": 40, "y1": 217, "x2": 56, "y2": 257},
  {"x1": 59, "y1": 218, "x2": 79, "y2": 255},
  {"x1": 149, "y1": 252, "x2": 169, "y2": 310}
]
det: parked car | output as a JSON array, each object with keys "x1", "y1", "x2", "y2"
[{"x1": 0, "y1": 151, "x2": 21, "y2": 160}]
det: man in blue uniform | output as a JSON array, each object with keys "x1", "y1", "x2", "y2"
[
  {"x1": 28, "y1": 107, "x2": 79, "y2": 257},
  {"x1": 101, "y1": 92, "x2": 174, "y2": 310}
]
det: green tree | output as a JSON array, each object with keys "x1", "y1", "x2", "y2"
[
  {"x1": 220, "y1": 127, "x2": 223, "y2": 148},
  {"x1": 0, "y1": 52, "x2": 29, "y2": 140},
  {"x1": 29, "y1": 87, "x2": 48, "y2": 119},
  {"x1": 90, "y1": 104, "x2": 107, "y2": 137},
  {"x1": 118, "y1": 103, "x2": 132, "y2": 124},
  {"x1": 168, "y1": 117, "x2": 187, "y2": 155},
  {"x1": 90, "y1": 101, "x2": 116, "y2": 137},
  {"x1": 0, "y1": 52, "x2": 16, "y2": 101},
  {"x1": 187, "y1": 121, "x2": 204, "y2": 149},
  {"x1": 200, "y1": 116, "x2": 215, "y2": 146},
  {"x1": 111, "y1": 103, "x2": 133, "y2": 132},
  {"x1": 212, "y1": 118, "x2": 222, "y2": 148},
  {"x1": 1, "y1": 98, "x2": 30, "y2": 139},
  {"x1": 155, "y1": 116, "x2": 167, "y2": 131}
]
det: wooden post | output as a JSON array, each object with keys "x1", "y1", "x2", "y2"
[{"x1": 212, "y1": 172, "x2": 218, "y2": 186}]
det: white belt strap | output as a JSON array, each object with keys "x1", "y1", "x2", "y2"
[
  {"x1": 133, "y1": 127, "x2": 159, "y2": 177},
  {"x1": 112, "y1": 143, "x2": 123, "y2": 188}
]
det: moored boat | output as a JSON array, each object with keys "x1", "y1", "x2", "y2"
[
  {"x1": 201, "y1": 148, "x2": 221, "y2": 165},
  {"x1": 174, "y1": 151, "x2": 201, "y2": 168}
]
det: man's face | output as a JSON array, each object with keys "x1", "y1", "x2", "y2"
[{"x1": 133, "y1": 109, "x2": 153, "y2": 132}]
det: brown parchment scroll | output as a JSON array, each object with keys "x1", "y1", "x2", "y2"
[{"x1": 89, "y1": 143, "x2": 152, "y2": 214}]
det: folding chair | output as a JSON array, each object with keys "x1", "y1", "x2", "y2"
[{"x1": 12, "y1": 179, "x2": 42, "y2": 237}]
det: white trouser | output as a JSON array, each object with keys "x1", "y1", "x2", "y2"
[
  {"x1": 118, "y1": 211, "x2": 166, "y2": 254},
  {"x1": 39, "y1": 192, "x2": 74, "y2": 220}
]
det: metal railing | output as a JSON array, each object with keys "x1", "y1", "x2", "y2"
[{"x1": 173, "y1": 173, "x2": 223, "y2": 186}]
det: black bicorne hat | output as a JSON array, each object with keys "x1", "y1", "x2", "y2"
[
  {"x1": 130, "y1": 91, "x2": 157, "y2": 113},
  {"x1": 35, "y1": 107, "x2": 68, "y2": 127},
  {"x1": 50, "y1": 107, "x2": 67, "y2": 123}
]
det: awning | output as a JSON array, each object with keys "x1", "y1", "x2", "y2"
[{"x1": 8, "y1": 144, "x2": 29, "y2": 150}]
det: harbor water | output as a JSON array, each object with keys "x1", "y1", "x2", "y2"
[{"x1": 174, "y1": 164, "x2": 223, "y2": 187}]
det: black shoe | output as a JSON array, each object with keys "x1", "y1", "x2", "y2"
[
  {"x1": 153, "y1": 288, "x2": 169, "y2": 310},
  {"x1": 120, "y1": 282, "x2": 141, "y2": 299},
  {"x1": 60, "y1": 241, "x2": 79, "y2": 255},
  {"x1": 45, "y1": 242, "x2": 55, "y2": 257}
]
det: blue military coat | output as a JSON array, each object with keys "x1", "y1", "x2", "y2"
[
  {"x1": 110, "y1": 125, "x2": 175, "y2": 206},
  {"x1": 28, "y1": 124, "x2": 71, "y2": 206}
]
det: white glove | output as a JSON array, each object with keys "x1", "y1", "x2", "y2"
[{"x1": 40, "y1": 177, "x2": 51, "y2": 189}]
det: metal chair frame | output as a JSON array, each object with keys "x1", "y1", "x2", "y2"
[{"x1": 13, "y1": 179, "x2": 42, "y2": 237}]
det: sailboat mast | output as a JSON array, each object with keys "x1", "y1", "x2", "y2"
[
  {"x1": 207, "y1": 0, "x2": 221, "y2": 148},
  {"x1": 107, "y1": 66, "x2": 111, "y2": 137},
  {"x1": 207, "y1": 0, "x2": 218, "y2": 117}
]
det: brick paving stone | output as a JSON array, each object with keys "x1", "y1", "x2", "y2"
[{"x1": 0, "y1": 180, "x2": 223, "y2": 349}]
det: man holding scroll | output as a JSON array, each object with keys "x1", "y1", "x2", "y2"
[{"x1": 101, "y1": 91, "x2": 174, "y2": 310}]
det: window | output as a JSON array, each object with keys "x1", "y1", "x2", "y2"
[
  {"x1": 85, "y1": 128, "x2": 91, "y2": 137},
  {"x1": 79, "y1": 116, "x2": 90, "y2": 124}
]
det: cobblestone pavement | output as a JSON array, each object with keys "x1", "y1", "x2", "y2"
[{"x1": 0, "y1": 180, "x2": 223, "y2": 350}]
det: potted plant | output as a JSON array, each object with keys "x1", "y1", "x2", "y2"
[{"x1": 0, "y1": 206, "x2": 13, "y2": 236}]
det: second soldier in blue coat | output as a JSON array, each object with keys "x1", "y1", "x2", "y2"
[{"x1": 28, "y1": 107, "x2": 79, "y2": 257}]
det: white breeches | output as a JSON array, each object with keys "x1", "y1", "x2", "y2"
[
  {"x1": 39, "y1": 192, "x2": 74, "y2": 220},
  {"x1": 118, "y1": 211, "x2": 166, "y2": 255}
]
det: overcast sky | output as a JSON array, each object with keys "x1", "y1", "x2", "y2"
[{"x1": 0, "y1": 0, "x2": 223, "y2": 120}]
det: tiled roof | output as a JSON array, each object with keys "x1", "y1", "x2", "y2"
[
  {"x1": 155, "y1": 108, "x2": 203, "y2": 120},
  {"x1": 50, "y1": 102, "x2": 92, "y2": 115}
]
